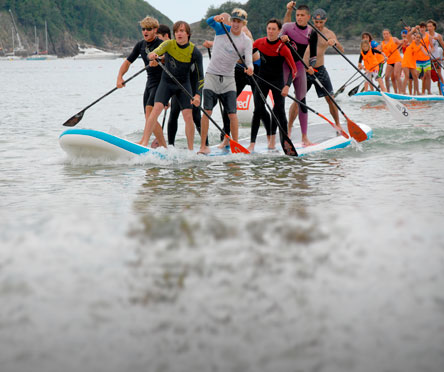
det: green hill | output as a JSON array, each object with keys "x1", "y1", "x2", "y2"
[
  {"x1": 0, "y1": 0, "x2": 172, "y2": 56},
  {"x1": 201, "y1": 0, "x2": 444, "y2": 41}
]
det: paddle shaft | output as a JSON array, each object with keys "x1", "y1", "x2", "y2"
[
  {"x1": 285, "y1": 41, "x2": 350, "y2": 120},
  {"x1": 155, "y1": 58, "x2": 227, "y2": 137},
  {"x1": 251, "y1": 71, "x2": 347, "y2": 136},
  {"x1": 219, "y1": 22, "x2": 298, "y2": 156},
  {"x1": 63, "y1": 64, "x2": 149, "y2": 126}
]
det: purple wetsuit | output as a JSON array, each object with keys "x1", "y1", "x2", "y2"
[{"x1": 280, "y1": 23, "x2": 317, "y2": 136}]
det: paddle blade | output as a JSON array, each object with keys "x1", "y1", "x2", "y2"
[
  {"x1": 381, "y1": 92, "x2": 410, "y2": 123},
  {"x1": 334, "y1": 85, "x2": 345, "y2": 97},
  {"x1": 278, "y1": 130, "x2": 298, "y2": 156},
  {"x1": 227, "y1": 135, "x2": 250, "y2": 154},
  {"x1": 63, "y1": 111, "x2": 84, "y2": 127},
  {"x1": 348, "y1": 84, "x2": 360, "y2": 97},
  {"x1": 346, "y1": 119, "x2": 368, "y2": 142}
]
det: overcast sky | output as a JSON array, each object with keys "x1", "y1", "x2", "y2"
[{"x1": 146, "y1": 0, "x2": 248, "y2": 24}]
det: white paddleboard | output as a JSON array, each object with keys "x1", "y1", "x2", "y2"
[
  {"x1": 59, "y1": 122, "x2": 372, "y2": 160},
  {"x1": 351, "y1": 91, "x2": 444, "y2": 102}
]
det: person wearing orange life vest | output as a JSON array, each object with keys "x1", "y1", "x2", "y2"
[
  {"x1": 401, "y1": 27, "x2": 423, "y2": 95},
  {"x1": 358, "y1": 39, "x2": 387, "y2": 92},
  {"x1": 381, "y1": 29, "x2": 403, "y2": 93},
  {"x1": 416, "y1": 22, "x2": 434, "y2": 95}
]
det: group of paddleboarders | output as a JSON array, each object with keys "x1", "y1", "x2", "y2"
[
  {"x1": 358, "y1": 20, "x2": 444, "y2": 96},
  {"x1": 117, "y1": 1, "x2": 430, "y2": 154},
  {"x1": 116, "y1": 1, "x2": 350, "y2": 153}
]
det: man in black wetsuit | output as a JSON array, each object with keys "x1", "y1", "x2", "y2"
[{"x1": 116, "y1": 16, "x2": 164, "y2": 143}]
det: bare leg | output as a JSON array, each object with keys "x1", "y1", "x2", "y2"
[
  {"x1": 393, "y1": 62, "x2": 402, "y2": 93},
  {"x1": 199, "y1": 110, "x2": 212, "y2": 154},
  {"x1": 140, "y1": 102, "x2": 167, "y2": 147},
  {"x1": 325, "y1": 96, "x2": 343, "y2": 132},
  {"x1": 228, "y1": 113, "x2": 239, "y2": 142},
  {"x1": 385, "y1": 65, "x2": 394, "y2": 92},
  {"x1": 287, "y1": 101, "x2": 298, "y2": 137},
  {"x1": 181, "y1": 109, "x2": 195, "y2": 150}
]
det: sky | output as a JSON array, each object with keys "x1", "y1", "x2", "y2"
[{"x1": 146, "y1": 0, "x2": 248, "y2": 24}]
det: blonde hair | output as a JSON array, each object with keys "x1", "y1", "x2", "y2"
[
  {"x1": 360, "y1": 40, "x2": 370, "y2": 49},
  {"x1": 231, "y1": 8, "x2": 248, "y2": 25},
  {"x1": 139, "y1": 16, "x2": 159, "y2": 29}
]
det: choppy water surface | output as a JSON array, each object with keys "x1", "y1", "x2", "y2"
[{"x1": 1, "y1": 56, "x2": 444, "y2": 372}]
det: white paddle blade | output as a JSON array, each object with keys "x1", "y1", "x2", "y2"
[{"x1": 381, "y1": 92, "x2": 410, "y2": 123}]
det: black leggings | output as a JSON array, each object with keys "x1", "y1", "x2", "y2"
[
  {"x1": 220, "y1": 65, "x2": 270, "y2": 140},
  {"x1": 250, "y1": 78, "x2": 287, "y2": 143},
  {"x1": 167, "y1": 95, "x2": 207, "y2": 146}
]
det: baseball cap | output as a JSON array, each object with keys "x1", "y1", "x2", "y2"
[
  {"x1": 231, "y1": 10, "x2": 247, "y2": 22},
  {"x1": 401, "y1": 29, "x2": 408, "y2": 36},
  {"x1": 313, "y1": 9, "x2": 327, "y2": 20}
]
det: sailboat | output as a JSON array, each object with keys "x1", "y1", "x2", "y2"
[{"x1": 26, "y1": 20, "x2": 57, "y2": 60}]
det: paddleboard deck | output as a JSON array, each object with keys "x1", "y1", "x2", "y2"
[
  {"x1": 351, "y1": 91, "x2": 444, "y2": 102},
  {"x1": 59, "y1": 122, "x2": 372, "y2": 160}
]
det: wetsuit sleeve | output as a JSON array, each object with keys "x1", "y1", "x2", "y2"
[
  {"x1": 373, "y1": 48, "x2": 383, "y2": 55},
  {"x1": 126, "y1": 41, "x2": 142, "y2": 63},
  {"x1": 308, "y1": 30, "x2": 318, "y2": 67},
  {"x1": 359, "y1": 54, "x2": 363, "y2": 63},
  {"x1": 281, "y1": 44, "x2": 297, "y2": 85},
  {"x1": 279, "y1": 23, "x2": 290, "y2": 37},
  {"x1": 192, "y1": 48, "x2": 204, "y2": 96},
  {"x1": 152, "y1": 39, "x2": 172, "y2": 56},
  {"x1": 207, "y1": 16, "x2": 231, "y2": 36}
]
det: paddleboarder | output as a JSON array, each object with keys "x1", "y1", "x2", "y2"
[{"x1": 116, "y1": 16, "x2": 165, "y2": 146}]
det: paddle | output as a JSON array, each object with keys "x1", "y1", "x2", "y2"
[
  {"x1": 154, "y1": 58, "x2": 249, "y2": 154},
  {"x1": 308, "y1": 20, "x2": 410, "y2": 123},
  {"x1": 63, "y1": 65, "x2": 149, "y2": 127},
  {"x1": 248, "y1": 71, "x2": 349, "y2": 139},
  {"x1": 285, "y1": 41, "x2": 367, "y2": 142},
  {"x1": 220, "y1": 22, "x2": 298, "y2": 156},
  {"x1": 334, "y1": 71, "x2": 358, "y2": 97},
  {"x1": 401, "y1": 19, "x2": 444, "y2": 95},
  {"x1": 348, "y1": 81, "x2": 363, "y2": 96}
]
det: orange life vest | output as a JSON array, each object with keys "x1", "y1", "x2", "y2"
[
  {"x1": 361, "y1": 48, "x2": 381, "y2": 72},
  {"x1": 415, "y1": 33, "x2": 431, "y2": 61},
  {"x1": 402, "y1": 42, "x2": 421, "y2": 69},
  {"x1": 382, "y1": 37, "x2": 402, "y2": 64}
]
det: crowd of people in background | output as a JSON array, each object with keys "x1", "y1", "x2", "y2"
[
  {"x1": 116, "y1": 1, "x2": 444, "y2": 154},
  {"x1": 359, "y1": 20, "x2": 444, "y2": 96}
]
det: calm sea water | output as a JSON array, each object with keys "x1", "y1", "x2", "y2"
[{"x1": 1, "y1": 55, "x2": 444, "y2": 372}]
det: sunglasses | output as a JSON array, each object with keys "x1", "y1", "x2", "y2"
[{"x1": 142, "y1": 27, "x2": 153, "y2": 31}]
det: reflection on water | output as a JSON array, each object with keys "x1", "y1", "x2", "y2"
[{"x1": 1, "y1": 57, "x2": 444, "y2": 372}]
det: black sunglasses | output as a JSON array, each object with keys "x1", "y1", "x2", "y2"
[{"x1": 142, "y1": 27, "x2": 153, "y2": 31}]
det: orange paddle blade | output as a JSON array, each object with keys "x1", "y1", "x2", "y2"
[
  {"x1": 347, "y1": 119, "x2": 368, "y2": 142},
  {"x1": 227, "y1": 135, "x2": 250, "y2": 154}
]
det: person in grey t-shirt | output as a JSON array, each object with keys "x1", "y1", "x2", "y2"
[{"x1": 198, "y1": 8, "x2": 254, "y2": 155}]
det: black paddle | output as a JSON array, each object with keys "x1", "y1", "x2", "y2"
[
  {"x1": 334, "y1": 71, "x2": 358, "y2": 97},
  {"x1": 241, "y1": 66, "x2": 350, "y2": 139},
  {"x1": 154, "y1": 58, "x2": 250, "y2": 154},
  {"x1": 63, "y1": 65, "x2": 149, "y2": 127},
  {"x1": 219, "y1": 22, "x2": 298, "y2": 156}
]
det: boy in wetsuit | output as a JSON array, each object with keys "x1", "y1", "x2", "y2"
[
  {"x1": 116, "y1": 16, "x2": 164, "y2": 144},
  {"x1": 280, "y1": 2, "x2": 317, "y2": 146},
  {"x1": 142, "y1": 21, "x2": 204, "y2": 150}
]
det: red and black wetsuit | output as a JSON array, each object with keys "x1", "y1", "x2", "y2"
[{"x1": 250, "y1": 37, "x2": 297, "y2": 143}]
